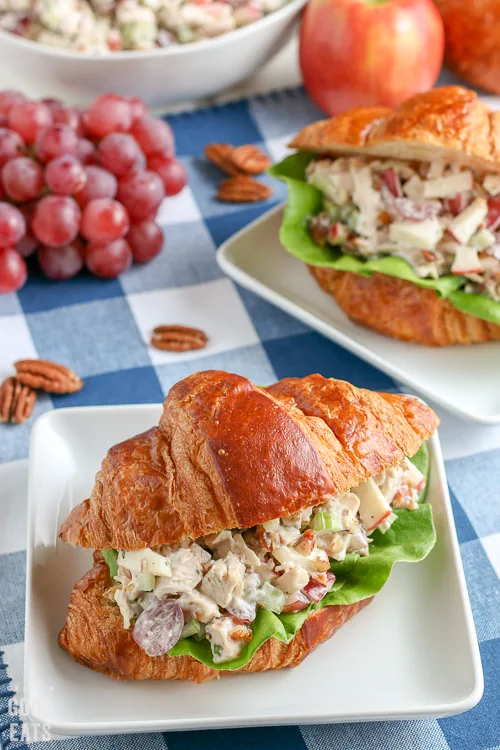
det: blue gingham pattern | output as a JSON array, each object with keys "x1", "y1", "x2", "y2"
[{"x1": 1, "y1": 88, "x2": 499, "y2": 750}]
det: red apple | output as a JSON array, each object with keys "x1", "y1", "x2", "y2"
[
  {"x1": 434, "y1": 0, "x2": 500, "y2": 95},
  {"x1": 299, "y1": 0, "x2": 444, "y2": 115}
]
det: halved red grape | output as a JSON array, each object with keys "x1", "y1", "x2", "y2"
[
  {"x1": 86, "y1": 94, "x2": 132, "y2": 138},
  {"x1": 35, "y1": 124, "x2": 79, "y2": 162},
  {"x1": 76, "y1": 138, "x2": 95, "y2": 164},
  {"x1": 149, "y1": 155, "x2": 186, "y2": 196},
  {"x1": 2, "y1": 157, "x2": 44, "y2": 201},
  {"x1": 0, "y1": 202, "x2": 26, "y2": 248},
  {"x1": 0, "y1": 91, "x2": 25, "y2": 117},
  {"x1": 132, "y1": 599, "x2": 183, "y2": 657},
  {"x1": 0, "y1": 128, "x2": 25, "y2": 166},
  {"x1": 117, "y1": 170, "x2": 164, "y2": 221},
  {"x1": 0, "y1": 247, "x2": 27, "y2": 293},
  {"x1": 85, "y1": 238, "x2": 132, "y2": 278},
  {"x1": 128, "y1": 96, "x2": 147, "y2": 123},
  {"x1": 80, "y1": 198, "x2": 129, "y2": 243},
  {"x1": 8, "y1": 100, "x2": 53, "y2": 144},
  {"x1": 130, "y1": 117, "x2": 174, "y2": 157},
  {"x1": 32, "y1": 195, "x2": 81, "y2": 248},
  {"x1": 75, "y1": 166, "x2": 117, "y2": 208},
  {"x1": 45, "y1": 155, "x2": 87, "y2": 195},
  {"x1": 38, "y1": 242, "x2": 84, "y2": 280},
  {"x1": 127, "y1": 220, "x2": 163, "y2": 262},
  {"x1": 98, "y1": 133, "x2": 143, "y2": 177}
]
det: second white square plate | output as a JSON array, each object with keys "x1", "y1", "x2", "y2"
[
  {"x1": 25, "y1": 405, "x2": 482, "y2": 736},
  {"x1": 217, "y1": 205, "x2": 500, "y2": 424}
]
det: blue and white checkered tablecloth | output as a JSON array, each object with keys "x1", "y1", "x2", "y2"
[{"x1": 0, "y1": 88, "x2": 499, "y2": 750}]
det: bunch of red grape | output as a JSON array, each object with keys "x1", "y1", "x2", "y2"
[{"x1": 0, "y1": 91, "x2": 187, "y2": 294}]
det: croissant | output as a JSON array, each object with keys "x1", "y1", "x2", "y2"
[
  {"x1": 284, "y1": 86, "x2": 500, "y2": 346},
  {"x1": 59, "y1": 370, "x2": 439, "y2": 682}
]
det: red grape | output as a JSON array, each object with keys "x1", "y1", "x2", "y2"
[
  {"x1": 149, "y1": 155, "x2": 187, "y2": 196},
  {"x1": 86, "y1": 94, "x2": 132, "y2": 138},
  {"x1": 75, "y1": 166, "x2": 117, "y2": 207},
  {"x1": 45, "y1": 155, "x2": 86, "y2": 195},
  {"x1": 2, "y1": 157, "x2": 44, "y2": 201},
  {"x1": 0, "y1": 128, "x2": 24, "y2": 166},
  {"x1": 85, "y1": 238, "x2": 132, "y2": 278},
  {"x1": 127, "y1": 220, "x2": 163, "y2": 262},
  {"x1": 0, "y1": 202, "x2": 26, "y2": 248},
  {"x1": 40, "y1": 97, "x2": 62, "y2": 111},
  {"x1": 76, "y1": 138, "x2": 95, "y2": 164},
  {"x1": 8, "y1": 100, "x2": 53, "y2": 144},
  {"x1": 16, "y1": 233, "x2": 38, "y2": 258},
  {"x1": 0, "y1": 91, "x2": 25, "y2": 117},
  {"x1": 53, "y1": 106, "x2": 83, "y2": 135},
  {"x1": 80, "y1": 198, "x2": 129, "y2": 243},
  {"x1": 38, "y1": 242, "x2": 84, "y2": 280},
  {"x1": 117, "y1": 170, "x2": 164, "y2": 221},
  {"x1": 0, "y1": 247, "x2": 27, "y2": 292},
  {"x1": 98, "y1": 133, "x2": 142, "y2": 176},
  {"x1": 32, "y1": 195, "x2": 81, "y2": 247},
  {"x1": 35, "y1": 125, "x2": 79, "y2": 162},
  {"x1": 128, "y1": 96, "x2": 147, "y2": 123},
  {"x1": 130, "y1": 117, "x2": 174, "y2": 157}
]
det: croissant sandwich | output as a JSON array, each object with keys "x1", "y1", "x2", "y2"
[
  {"x1": 270, "y1": 86, "x2": 500, "y2": 346},
  {"x1": 59, "y1": 370, "x2": 439, "y2": 683}
]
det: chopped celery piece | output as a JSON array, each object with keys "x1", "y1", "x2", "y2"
[
  {"x1": 102, "y1": 549, "x2": 118, "y2": 578},
  {"x1": 313, "y1": 510, "x2": 344, "y2": 533},
  {"x1": 181, "y1": 618, "x2": 202, "y2": 639},
  {"x1": 256, "y1": 581, "x2": 286, "y2": 614}
]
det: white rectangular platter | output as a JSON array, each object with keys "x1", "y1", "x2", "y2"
[
  {"x1": 24, "y1": 404, "x2": 482, "y2": 735},
  {"x1": 217, "y1": 205, "x2": 500, "y2": 424}
]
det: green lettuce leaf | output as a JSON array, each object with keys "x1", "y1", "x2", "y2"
[
  {"x1": 271, "y1": 153, "x2": 500, "y2": 325},
  {"x1": 102, "y1": 548, "x2": 118, "y2": 578},
  {"x1": 168, "y1": 442, "x2": 435, "y2": 670}
]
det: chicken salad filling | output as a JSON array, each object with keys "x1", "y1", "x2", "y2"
[
  {"x1": 306, "y1": 155, "x2": 500, "y2": 302},
  {"x1": 105, "y1": 456, "x2": 425, "y2": 664},
  {"x1": 0, "y1": 0, "x2": 289, "y2": 52}
]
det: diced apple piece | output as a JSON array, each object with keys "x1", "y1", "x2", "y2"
[
  {"x1": 328, "y1": 222, "x2": 349, "y2": 245},
  {"x1": 403, "y1": 174, "x2": 424, "y2": 201},
  {"x1": 353, "y1": 478, "x2": 392, "y2": 532},
  {"x1": 388, "y1": 218, "x2": 443, "y2": 250},
  {"x1": 309, "y1": 170, "x2": 349, "y2": 205},
  {"x1": 302, "y1": 572, "x2": 336, "y2": 603},
  {"x1": 448, "y1": 198, "x2": 488, "y2": 244},
  {"x1": 118, "y1": 548, "x2": 172, "y2": 577},
  {"x1": 282, "y1": 591, "x2": 310, "y2": 613},
  {"x1": 451, "y1": 246, "x2": 483, "y2": 275},
  {"x1": 483, "y1": 174, "x2": 500, "y2": 196},
  {"x1": 423, "y1": 170, "x2": 473, "y2": 199},
  {"x1": 470, "y1": 227, "x2": 495, "y2": 251},
  {"x1": 426, "y1": 159, "x2": 445, "y2": 180}
]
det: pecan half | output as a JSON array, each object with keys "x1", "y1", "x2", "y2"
[
  {"x1": 0, "y1": 377, "x2": 36, "y2": 424},
  {"x1": 217, "y1": 176, "x2": 272, "y2": 203},
  {"x1": 15, "y1": 359, "x2": 83, "y2": 394},
  {"x1": 231, "y1": 145, "x2": 271, "y2": 175},
  {"x1": 204, "y1": 143, "x2": 243, "y2": 177},
  {"x1": 151, "y1": 325, "x2": 208, "y2": 352}
]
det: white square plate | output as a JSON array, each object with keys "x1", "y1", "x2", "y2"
[
  {"x1": 25, "y1": 404, "x2": 482, "y2": 736},
  {"x1": 217, "y1": 205, "x2": 500, "y2": 424}
]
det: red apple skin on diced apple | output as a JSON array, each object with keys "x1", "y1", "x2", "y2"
[
  {"x1": 282, "y1": 593, "x2": 310, "y2": 613},
  {"x1": 486, "y1": 197, "x2": 500, "y2": 231},
  {"x1": 366, "y1": 508, "x2": 392, "y2": 533},
  {"x1": 444, "y1": 193, "x2": 468, "y2": 216},
  {"x1": 382, "y1": 167, "x2": 403, "y2": 197},
  {"x1": 299, "y1": 0, "x2": 444, "y2": 116}
]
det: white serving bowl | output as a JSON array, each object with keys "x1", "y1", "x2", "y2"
[{"x1": 0, "y1": 0, "x2": 305, "y2": 109}]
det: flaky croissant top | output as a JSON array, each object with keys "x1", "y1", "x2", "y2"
[
  {"x1": 289, "y1": 86, "x2": 500, "y2": 173},
  {"x1": 59, "y1": 371, "x2": 438, "y2": 551}
]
